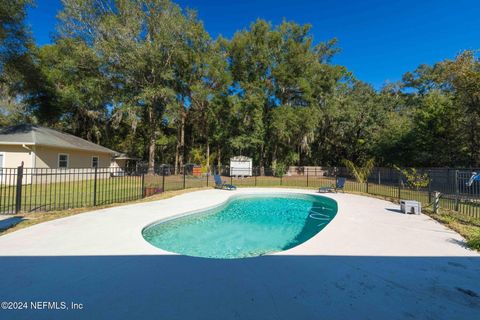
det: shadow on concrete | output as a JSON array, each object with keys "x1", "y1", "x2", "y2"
[
  {"x1": 447, "y1": 238, "x2": 471, "y2": 249},
  {"x1": 385, "y1": 208, "x2": 404, "y2": 214},
  {"x1": 0, "y1": 255, "x2": 479, "y2": 320},
  {"x1": 0, "y1": 217, "x2": 25, "y2": 231}
]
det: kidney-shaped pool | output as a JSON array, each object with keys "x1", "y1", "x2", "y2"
[{"x1": 142, "y1": 193, "x2": 337, "y2": 259}]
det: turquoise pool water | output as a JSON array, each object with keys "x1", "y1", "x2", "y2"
[{"x1": 142, "y1": 193, "x2": 337, "y2": 259}]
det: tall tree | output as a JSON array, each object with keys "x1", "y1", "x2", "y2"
[
  {"x1": 227, "y1": 20, "x2": 343, "y2": 168},
  {"x1": 441, "y1": 51, "x2": 480, "y2": 165},
  {"x1": 0, "y1": 0, "x2": 32, "y2": 69},
  {"x1": 187, "y1": 41, "x2": 231, "y2": 170},
  {"x1": 227, "y1": 20, "x2": 271, "y2": 167},
  {"x1": 31, "y1": 39, "x2": 109, "y2": 142},
  {"x1": 402, "y1": 50, "x2": 480, "y2": 166},
  {"x1": 59, "y1": 0, "x2": 208, "y2": 172},
  {"x1": 315, "y1": 81, "x2": 387, "y2": 165},
  {"x1": 0, "y1": 0, "x2": 34, "y2": 125},
  {"x1": 409, "y1": 90, "x2": 462, "y2": 166},
  {"x1": 12, "y1": 0, "x2": 479, "y2": 170}
]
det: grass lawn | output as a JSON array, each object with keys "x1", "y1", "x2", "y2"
[
  {"x1": 1, "y1": 175, "x2": 144, "y2": 213},
  {"x1": 424, "y1": 209, "x2": 480, "y2": 250}
]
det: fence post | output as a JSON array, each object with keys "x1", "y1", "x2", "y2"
[
  {"x1": 428, "y1": 171, "x2": 432, "y2": 204},
  {"x1": 15, "y1": 162, "x2": 24, "y2": 213},
  {"x1": 255, "y1": 168, "x2": 257, "y2": 186},
  {"x1": 433, "y1": 191, "x2": 440, "y2": 214},
  {"x1": 280, "y1": 173, "x2": 283, "y2": 186},
  {"x1": 398, "y1": 176, "x2": 401, "y2": 201},
  {"x1": 206, "y1": 172, "x2": 209, "y2": 187},
  {"x1": 141, "y1": 173, "x2": 145, "y2": 198},
  {"x1": 162, "y1": 168, "x2": 165, "y2": 192},
  {"x1": 454, "y1": 170, "x2": 459, "y2": 211},
  {"x1": 366, "y1": 178, "x2": 369, "y2": 194},
  {"x1": 93, "y1": 166, "x2": 98, "y2": 206},
  {"x1": 183, "y1": 166, "x2": 186, "y2": 189},
  {"x1": 334, "y1": 170, "x2": 338, "y2": 191},
  {"x1": 306, "y1": 169, "x2": 309, "y2": 187}
]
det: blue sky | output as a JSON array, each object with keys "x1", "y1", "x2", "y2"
[{"x1": 27, "y1": 0, "x2": 479, "y2": 88}]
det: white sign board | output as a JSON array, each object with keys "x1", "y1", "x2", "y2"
[{"x1": 230, "y1": 156, "x2": 252, "y2": 177}]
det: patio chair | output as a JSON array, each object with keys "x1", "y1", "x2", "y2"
[
  {"x1": 319, "y1": 177, "x2": 346, "y2": 193},
  {"x1": 214, "y1": 174, "x2": 237, "y2": 190}
]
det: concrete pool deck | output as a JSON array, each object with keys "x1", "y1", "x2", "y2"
[{"x1": 0, "y1": 188, "x2": 479, "y2": 319}]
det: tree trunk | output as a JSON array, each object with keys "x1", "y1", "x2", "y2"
[
  {"x1": 298, "y1": 146, "x2": 302, "y2": 166},
  {"x1": 174, "y1": 142, "x2": 180, "y2": 175},
  {"x1": 178, "y1": 112, "x2": 185, "y2": 172},
  {"x1": 272, "y1": 144, "x2": 277, "y2": 170},
  {"x1": 206, "y1": 139, "x2": 210, "y2": 172},
  {"x1": 147, "y1": 106, "x2": 156, "y2": 174},
  {"x1": 259, "y1": 143, "x2": 265, "y2": 176},
  {"x1": 174, "y1": 111, "x2": 186, "y2": 174},
  {"x1": 148, "y1": 136, "x2": 156, "y2": 174}
]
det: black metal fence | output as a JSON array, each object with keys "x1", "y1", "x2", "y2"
[
  {"x1": 1, "y1": 164, "x2": 480, "y2": 218},
  {"x1": 0, "y1": 166, "x2": 144, "y2": 214}
]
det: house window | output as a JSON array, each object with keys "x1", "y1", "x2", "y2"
[
  {"x1": 92, "y1": 156, "x2": 99, "y2": 168},
  {"x1": 58, "y1": 154, "x2": 69, "y2": 169}
]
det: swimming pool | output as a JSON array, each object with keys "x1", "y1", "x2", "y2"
[{"x1": 142, "y1": 193, "x2": 337, "y2": 259}]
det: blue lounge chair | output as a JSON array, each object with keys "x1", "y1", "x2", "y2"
[
  {"x1": 319, "y1": 177, "x2": 346, "y2": 193},
  {"x1": 214, "y1": 174, "x2": 237, "y2": 190}
]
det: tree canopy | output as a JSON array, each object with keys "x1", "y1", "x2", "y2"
[{"x1": 1, "y1": 0, "x2": 479, "y2": 169}]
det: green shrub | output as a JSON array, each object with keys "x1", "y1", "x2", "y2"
[
  {"x1": 273, "y1": 163, "x2": 287, "y2": 177},
  {"x1": 394, "y1": 166, "x2": 430, "y2": 190},
  {"x1": 342, "y1": 159, "x2": 375, "y2": 183},
  {"x1": 467, "y1": 231, "x2": 480, "y2": 250},
  {"x1": 190, "y1": 147, "x2": 216, "y2": 173}
]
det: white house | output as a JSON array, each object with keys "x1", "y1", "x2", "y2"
[
  {"x1": 0, "y1": 124, "x2": 120, "y2": 169},
  {"x1": 0, "y1": 124, "x2": 134, "y2": 184}
]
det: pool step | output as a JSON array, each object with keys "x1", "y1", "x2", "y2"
[{"x1": 309, "y1": 206, "x2": 332, "y2": 226}]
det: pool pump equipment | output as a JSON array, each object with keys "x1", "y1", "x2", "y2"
[{"x1": 400, "y1": 200, "x2": 421, "y2": 215}]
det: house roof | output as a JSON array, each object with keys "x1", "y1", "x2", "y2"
[{"x1": 0, "y1": 124, "x2": 118, "y2": 155}]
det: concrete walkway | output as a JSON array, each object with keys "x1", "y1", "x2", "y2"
[{"x1": 0, "y1": 189, "x2": 479, "y2": 319}]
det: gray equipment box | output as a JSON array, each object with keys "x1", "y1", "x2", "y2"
[{"x1": 400, "y1": 200, "x2": 421, "y2": 214}]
